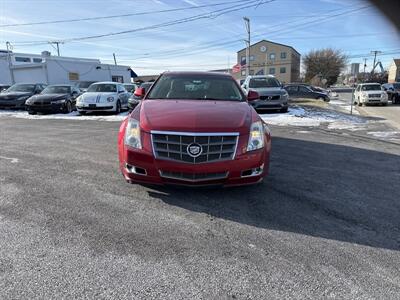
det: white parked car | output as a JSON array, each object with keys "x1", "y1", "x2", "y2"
[
  {"x1": 354, "y1": 83, "x2": 388, "y2": 106},
  {"x1": 76, "y1": 82, "x2": 130, "y2": 114}
]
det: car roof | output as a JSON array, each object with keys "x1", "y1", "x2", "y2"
[
  {"x1": 47, "y1": 84, "x2": 73, "y2": 87},
  {"x1": 162, "y1": 71, "x2": 232, "y2": 78},
  {"x1": 91, "y1": 81, "x2": 118, "y2": 85},
  {"x1": 247, "y1": 75, "x2": 276, "y2": 79},
  {"x1": 358, "y1": 82, "x2": 381, "y2": 85}
]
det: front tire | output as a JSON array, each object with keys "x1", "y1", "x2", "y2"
[
  {"x1": 115, "y1": 100, "x2": 121, "y2": 114},
  {"x1": 78, "y1": 111, "x2": 86, "y2": 115},
  {"x1": 28, "y1": 111, "x2": 36, "y2": 115},
  {"x1": 64, "y1": 101, "x2": 72, "y2": 114},
  {"x1": 280, "y1": 107, "x2": 288, "y2": 113}
]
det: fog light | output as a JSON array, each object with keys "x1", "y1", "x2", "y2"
[
  {"x1": 125, "y1": 163, "x2": 147, "y2": 175},
  {"x1": 241, "y1": 164, "x2": 264, "y2": 177}
]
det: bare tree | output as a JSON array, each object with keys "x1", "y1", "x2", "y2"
[{"x1": 303, "y1": 48, "x2": 347, "y2": 86}]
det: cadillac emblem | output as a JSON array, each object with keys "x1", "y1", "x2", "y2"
[{"x1": 187, "y1": 143, "x2": 202, "y2": 158}]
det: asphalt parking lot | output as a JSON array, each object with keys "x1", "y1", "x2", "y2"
[{"x1": 1, "y1": 114, "x2": 400, "y2": 299}]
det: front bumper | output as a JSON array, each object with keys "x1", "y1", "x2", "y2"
[
  {"x1": 26, "y1": 102, "x2": 66, "y2": 113},
  {"x1": 249, "y1": 99, "x2": 288, "y2": 111},
  {"x1": 120, "y1": 144, "x2": 270, "y2": 187},
  {"x1": 361, "y1": 97, "x2": 387, "y2": 104},
  {"x1": 0, "y1": 99, "x2": 26, "y2": 109},
  {"x1": 76, "y1": 103, "x2": 115, "y2": 112}
]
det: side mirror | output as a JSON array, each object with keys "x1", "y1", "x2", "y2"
[
  {"x1": 134, "y1": 87, "x2": 146, "y2": 98},
  {"x1": 247, "y1": 90, "x2": 259, "y2": 101}
]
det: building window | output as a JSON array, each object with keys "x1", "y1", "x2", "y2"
[
  {"x1": 280, "y1": 52, "x2": 287, "y2": 59},
  {"x1": 33, "y1": 58, "x2": 42, "y2": 63},
  {"x1": 269, "y1": 68, "x2": 275, "y2": 75},
  {"x1": 249, "y1": 55, "x2": 255, "y2": 61},
  {"x1": 269, "y1": 53, "x2": 276, "y2": 61},
  {"x1": 249, "y1": 70, "x2": 254, "y2": 75},
  {"x1": 112, "y1": 76, "x2": 124, "y2": 83},
  {"x1": 280, "y1": 67, "x2": 286, "y2": 74},
  {"x1": 241, "y1": 70, "x2": 246, "y2": 76},
  {"x1": 15, "y1": 57, "x2": 31, "y2": 62},
  {"x1": 69, "y1": 72, "x2": 79, "y2": 81},
  {"x1": 241, "y1": 56, "x2": 246, "y2": 64}
]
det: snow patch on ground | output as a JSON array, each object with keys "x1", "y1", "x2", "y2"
[
  {"x1": 367, "y1": 131, "x2": 400, "y2": 138},
  {"x1": 0, "y1": 110, "x2": 129, "y2": 122},
  {"x1": 260, "y1": 106, "x2": 366, "y2": 129}
]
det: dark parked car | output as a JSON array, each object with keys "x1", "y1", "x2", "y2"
[
  {"x1": 25, "y1": 84, "x2": 81, "y2": 114},
  {"x1": 123, "y1": 83, "x2": 138, "y2": 93},
  {"x1": 128, "y1": 82, "x2": 153, "y2": 111},
  {"x1": 0, "y1": 83, "x2": 46, "y2": 109},
  {"x1": 76, "y1": 81, "x2": 97, "y2": 93},
  {"x1": 382, "y1": 83, "x2": 400, "y2": 104},
  {"x1": 0, "y1": 84, "x2": 10, "y2": 92},
  {"x1": 284, "y1": 84, "x2": 330, "y2": 102}
]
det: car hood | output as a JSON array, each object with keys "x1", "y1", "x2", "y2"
[
  {"x1": 0, "y1": 91, "x2": 32, "y2": 100},
  {"x1": 139, "y1": 100, "x2": 252, "y2": 134},
  {"x1": 81, "y1": 92, "x2": 117, "y2": 103},
  {"x1": 29, "y1": 93, "x2": 69, "y2": 103},
  {"x1": 250, "y1": 87, "x2": 286, "y2": 96},
  {"x1": 363, "y1": 90, "x2": 385, "y2": 94}
]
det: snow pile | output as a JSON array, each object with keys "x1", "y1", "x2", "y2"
[
  {"x1": 260, "y1": 106, "x2": 366, "y2": 129},
  {"x1": 367, "y1": 131, "x2": 400, "y2": 138},
  {"x1": 0, "y1": 110, "x2": 129, "y2": 122}
]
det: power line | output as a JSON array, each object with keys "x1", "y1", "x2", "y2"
[{"x1": 0, "y1": 0, "x2": 255, "y2": 28}]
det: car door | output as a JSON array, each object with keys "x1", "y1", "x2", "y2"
[
  {"x1": 285, "y1": 85, "x2": 299, "y2": 98},
  {"x1": 298, "y1": 85, "x2": 314, "y2": 99},
  {"x1": 118, "y1": 84, "x2": 128, "y2": 107}
]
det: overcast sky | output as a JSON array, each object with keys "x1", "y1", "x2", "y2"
[{"x1": 1, "y1": 0, "x2": 399, "y2": 75}]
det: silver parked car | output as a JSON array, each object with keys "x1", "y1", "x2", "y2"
[{"x1": 242, "y1": 75, "x2": 289, "y2": 112}]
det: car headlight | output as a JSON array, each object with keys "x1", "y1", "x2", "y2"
[
  {"x1": 107, "y1": 96, "x2": 114, "y2": 102},
  {"x1": 124, "y1": 118, "x2": 141, "y2": 149},
  {"x1": 362, "y1": 92, "x2": 368, "y2": 98},
  {"x1": 25, "y1": 98, "x2": 33, "y2": 105},
  {"x1": 282, "y1": 91, "x2": 288, "y2": 98},
  {"x1": 76, "y1": 96, "x2": 83, "y2": 103},
  {"x1": 52, "y1": 99, "x2": 66, "y2": 104},
  {"x1": 247, "y1": 121, "x2": 264, "y2": 152}
]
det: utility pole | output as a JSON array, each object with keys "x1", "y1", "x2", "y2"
[
  {"x1": 370, "y1": 50, "x2": 381, "y2": 74},
  {"x1": 49, "y1": 41, "x2": 63, "y2": 56},
  {"x1": 6, "y1": 41, "x2": 15, "y2": 84},
  {"x1": 113, "y1": 53, "x2": 117, "y2": 65},
  {"x1": 243, "y1": 17, "x2": 250, "y2": 77},
  {"x1": 363, "y1": 58, "x2": 367, "y2": 82}
]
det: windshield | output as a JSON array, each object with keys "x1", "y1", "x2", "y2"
[
  {"x1": 42, "y1": 86, "x2": 71, "y2": 94},
  {"x1": 6, "y1": 84, "x2": 36, "y2": 92},
  {"x1": 140, "y1": 82, "x2": 153, "y2": 90},
  {"x1": 87, "y1": 84, "x2": 117, "y2": 93},
  {"x1": 123, "y1": 84, "x2": 135, "y2": 92},
  {"x1": 78, "y1": 81, "x2": 96, "y2": 89},
  {"x1": 362, "y1": 85, "x2": 381, "y2": 91},
  {"x1": 147, "y1": 75, "x2": 244, "y2": 101},
  {"x1": 249, "y1": 77, "x2": 280, "y2": 88}
]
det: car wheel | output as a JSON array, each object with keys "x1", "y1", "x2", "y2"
[
  {"x1": 280, "y1": 107, "x2": 288, "y2": 113},
  {"x1": 317, "y1": 96, "x2": 325, "y2": 101},
  {"x1": 28, "y1": 111, "x2": 36, "y2": 115},
  {"x1": 115, "y1": 100, "x2": 121, "y2": 114},
  {"x1": 357, "y1": 98, "x2": 362, "y2": 106},
  {"x1": 78, "y1": 111, "x2": 86, "y2": 115},
  {"x1": 64, "y1": 101, "x2": 72, "y2": 114}
]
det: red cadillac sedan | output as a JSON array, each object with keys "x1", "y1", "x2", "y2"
[{"x1": 118, "y1": 71, "x2": 271, "y2": 187}]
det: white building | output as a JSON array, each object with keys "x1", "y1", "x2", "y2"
[{"x1": 0, "y1": 51, "x2": 133, "y2": 85}]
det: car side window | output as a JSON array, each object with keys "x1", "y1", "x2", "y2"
[
  {"x1": 285, "y1": 86, "x2": 297, "y2": 92},
  {"x1": 299, "y1": 86, "x2": 311, "y2": 93},
  {"x1": 118, "y1": 85, "x2": 126, "y2": 93}
]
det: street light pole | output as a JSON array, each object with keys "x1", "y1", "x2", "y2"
[
  {"x1": 6, "y1": 41, "x2": 15, "y2": 84},
  {"x1": 243, "y1": 17, "x2": 250, "y2": 77}
]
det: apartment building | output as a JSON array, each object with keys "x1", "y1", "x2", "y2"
[{"x1": 234, "y1": 40, "x2": 301, "y2": 83}]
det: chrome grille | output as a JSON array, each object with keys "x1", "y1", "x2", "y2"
[
  {"x1": 160, "y1": 170, "x2": 228, "y2": 182},
  {"x1": 151, "y1": 131, "x2": 238, "y2": 164},
  {"x1": 369, "y1": 94, "x2": 381, "y2": 98},
  {"x1": 260, "y1": 95, "x2": 280, "y2": 100}
]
